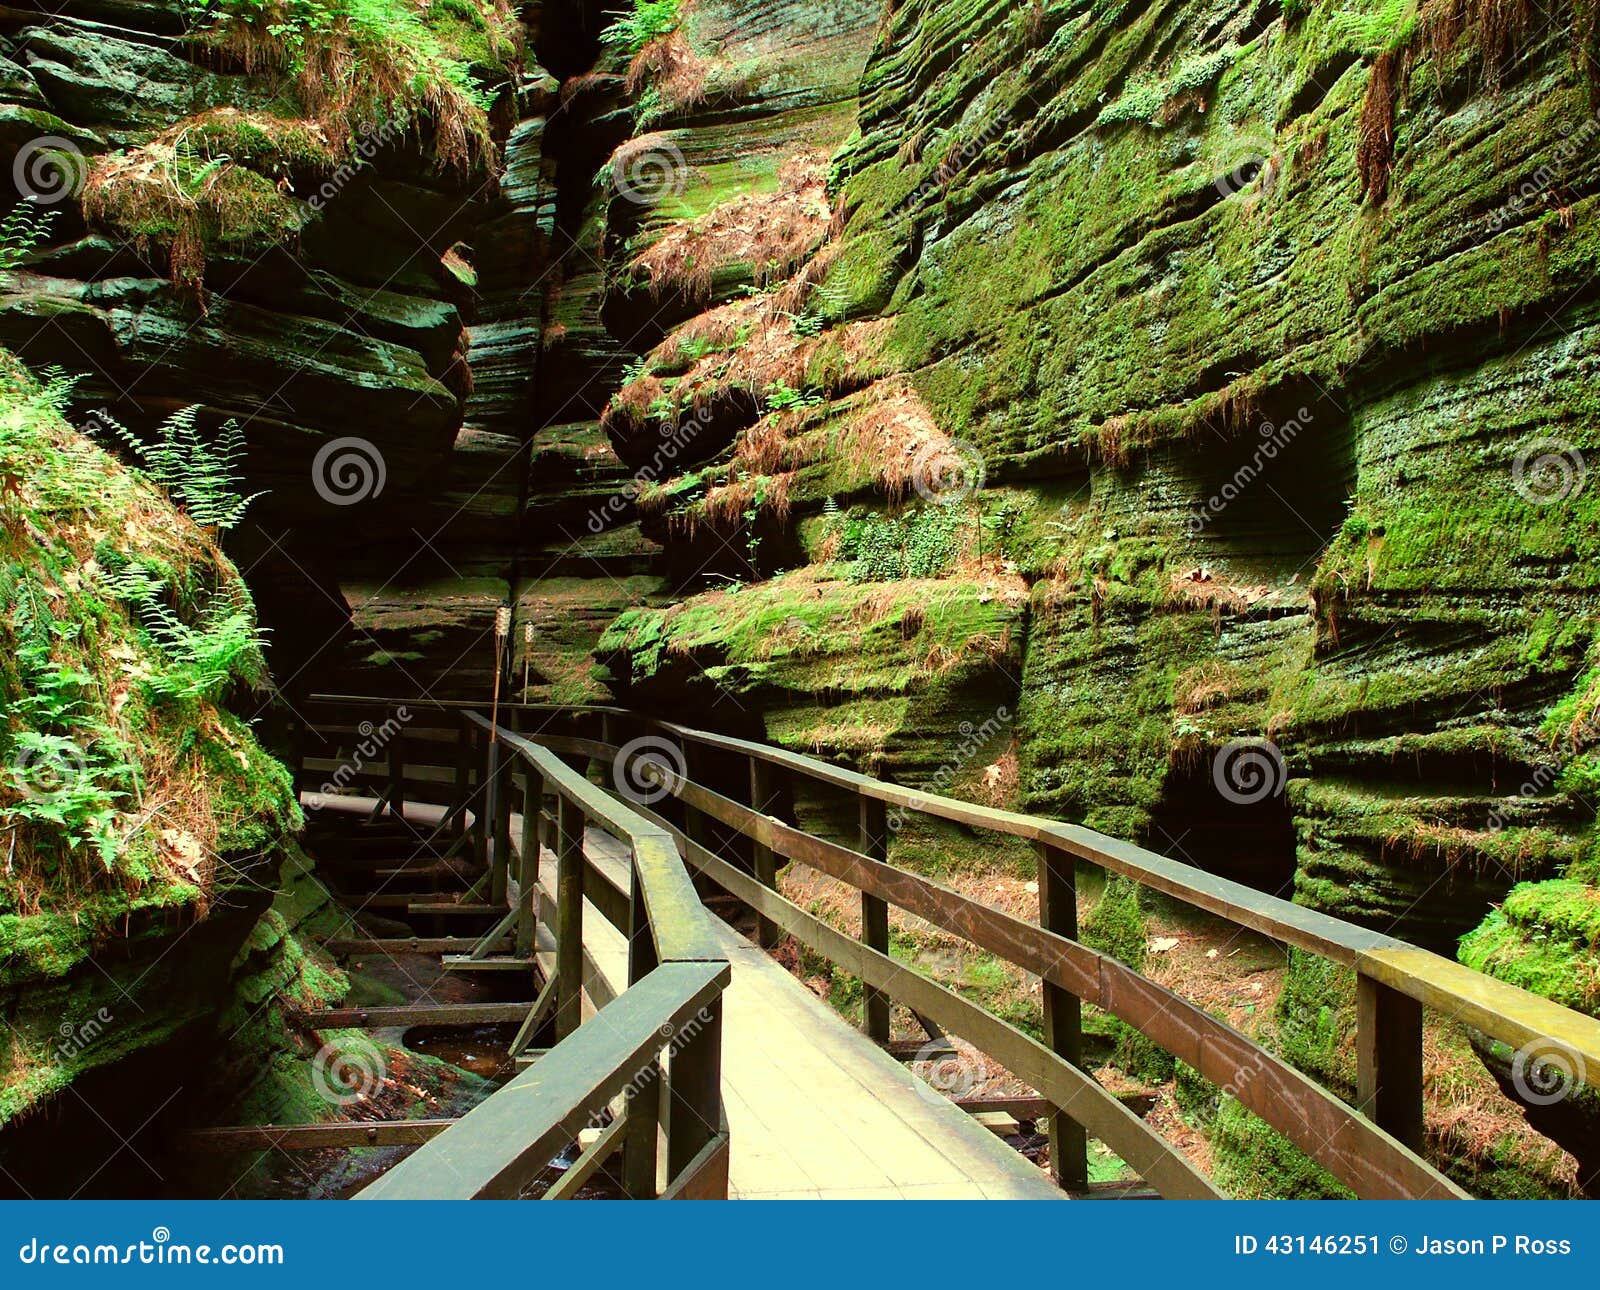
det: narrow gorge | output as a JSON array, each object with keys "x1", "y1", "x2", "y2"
[{"x1": 2, "y1": 0, "x2": 1599, "y2": 1199}]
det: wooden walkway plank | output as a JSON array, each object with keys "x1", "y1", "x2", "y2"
[{"x1": 553, "y1": 833, "x2": 1064, "y2": 1201}]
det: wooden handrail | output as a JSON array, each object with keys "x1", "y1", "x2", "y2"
[
  {"x1": 305, "y1": 696, "x2": 1600, "y2": 1198},
  {"x1": 320, "y1": 704, "x2": 731, "y2": 1201},
  {"x1": 355, "y1": 962, "x2": 728, "y2": 1200}
]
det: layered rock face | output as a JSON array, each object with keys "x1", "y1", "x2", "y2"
[
  {"x1": 0, "y1": 0, "x2": 543, "y2": 700},
  {"x1": 568, "y1": 0, "x2": 1600, "y2": 961}
]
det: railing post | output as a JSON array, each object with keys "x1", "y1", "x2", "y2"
[
  {"x1": 516, "y1": 767, "x2": 542, "y2": 959},
  {"x1": 450, "y1": 713, "x2": 471, "y2": 834},
  {"x1": 1357, "y1": 972, "x2": 1425, "y2": 1151},
  {"x1": 859, "y1": 795, "x2": 891, "y2": 1044},
  {"x1": 491, "y1": 742, "x2": 513, "y2": 908},
  {"x1": 683, "y1": 745, "x2": 709, "y2": 852},
  {"x1": 555, "y1": 794, "x2": 586, "y2": 1040},
  {"x1": 1037, "y1": 840, "x2": 1089, "y2": 1191},
  {"x1": 666, "y1": 996, "x2": 723, "y2": 1184},
  {"x1": 470, "y1": 727, "x2": 488, "y2": 869},
  {"x1": 622, "y1": 859, "x2": 661, "y2": 1199},
  {"x1": 386, "y1": 722, "x2": 404, "y2": 817},
  {"x1": 483, "y1": 736, "x2": 501, "y2": 889},
  {"x1": 749, "y1": 758, "x2": 780, "y2": 950}
]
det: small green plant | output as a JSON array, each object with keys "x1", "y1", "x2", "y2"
[
  {"x1": 763, "y1": 380, "x2": 822, "y2": 415},
  {"x1": 839, "y1": 506, "x2": 962, "y2": 582},
  {"x1": 600, "y1": 0, "x2": 682, "y2": 54},
  {"x1": 0, "y1": 204, "x2": 55, "y2": 271},
  {"x1": 140, "y1": 595, "x2": 266, "y2": 702},
  {"x1": 3, "y1": 591, "x2": 136, "y2": 870},
  {"x1": 100, "y1": 406, "x2": 264, "y2": 532}
]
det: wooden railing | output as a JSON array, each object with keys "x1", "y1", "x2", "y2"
[
  {"x1": 299, "y1": 702, "x2": 730, "y2": 1200},
  {"x1": 301, "y1": 696, "x2": 1600, "y2": 1200}
]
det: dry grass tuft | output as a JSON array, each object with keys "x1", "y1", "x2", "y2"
[
  {"x1": 835, "y1": 377, "x2": 948, "y2": 499},
  {"x1": 83, "y1": 114, "x2": 328, "y2": 292},
  {"x1": 627, "y1": 28, "x2": 711, "y2": 113},
  {"x1": 202, "y1": 0, "x2": 509, "y2": 173},
  {"x1": 632, "y1": 151, "x2": 832, "y2": 300}
]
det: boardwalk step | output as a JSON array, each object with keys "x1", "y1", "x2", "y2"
[
  {"x1": 294, "y1": 1002, "x2": 536, "y2": 1028},
  {"x1": 326, "y1": 937, "x2": 514, "y2": 956},
  {"x1": 441, "y1": 956, "x2": 536, "y2": 973}
]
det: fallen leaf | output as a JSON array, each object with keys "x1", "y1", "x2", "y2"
[{"x1": 1148, "y1": 936, "x2": 1180, "y2": 953}]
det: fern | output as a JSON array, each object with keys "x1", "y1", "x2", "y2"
[
  {"x1": 600, "y1": 0, "x2": 681, "y2": 53},
  {"x1": 140, "y1": 595, "x2": 265, "y2": 702},
  {"x1": 99, "y1": 406, "x2": 264, "y2": 531},
  {"x1": 0, "y1": 203, "x2": 55, "y2": 271}
]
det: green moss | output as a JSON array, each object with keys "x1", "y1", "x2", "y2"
[
  {"x1": 1273, "y1": 948, "x2": 1358, "y2": 1093},
  {"x1": 1080, "y1": 875, "x2": 1148, "y2": 970},
  {"x1": 1210, "y1": 1097, "x2": 1356, "y2": 1199},
  {"x1": 1459, "y1": 880, "x2": 1600, "y2": 1013}
]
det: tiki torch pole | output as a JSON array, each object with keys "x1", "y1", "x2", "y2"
[
  {"x1": 491, "y1": 604, "x2": 511, "y2": 743},
  {"x1": 523, "y1": 621, "x2": 534, "y2": 700}
]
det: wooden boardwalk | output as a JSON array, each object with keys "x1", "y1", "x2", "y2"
[{"x1": 538, "y1": 830, "x2": 1064, "y2": 1200}]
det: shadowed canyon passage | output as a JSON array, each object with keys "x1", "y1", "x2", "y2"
[{"x1": 3, "y1": 0, "x2": 1600, "y2": 1198}]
